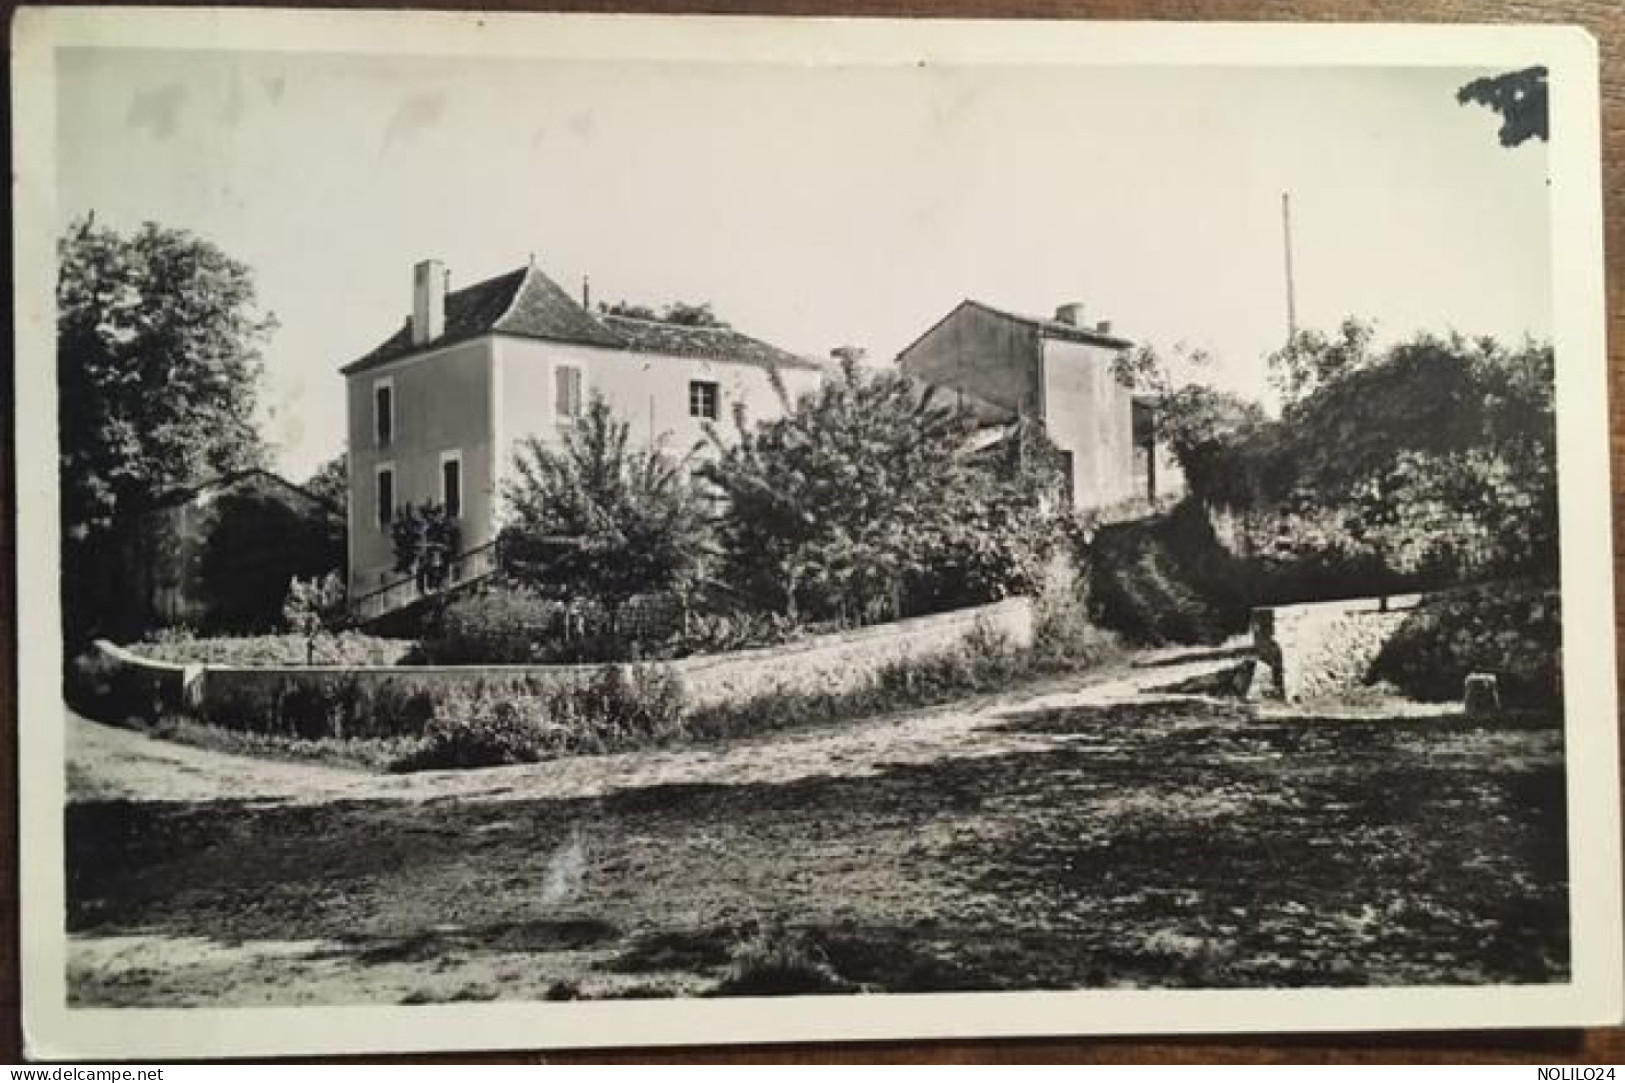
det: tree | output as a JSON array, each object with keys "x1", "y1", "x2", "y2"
[
  {"x1": 1458, "y1": 66, "x2": 1549, "y2": 147},
  {"x1": 304, "y1": 453, "x2": 348, "y2": 512},
  {"x1": 59, "y1": 216, "x2": 273, "y2": 542},
  {"x1": 282, "y1": 572, "x2": 347, "y2": 664},
  {"x1": 701, "y1": 357, "x2": 1060, "y2": 623},
  {"x1": 58, "y1": 216, "x2": 275, "y2": 637},
  {"x1": 498, "y1": 395, "x2": 713, "y2": 629},
  {"x1": 660, "y1": 301, "x2": 725, "y2": 327}
]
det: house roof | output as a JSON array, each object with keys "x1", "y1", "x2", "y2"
[
  {"x1": 144, "y1": 468, "x2": 342, "y2": 517},
  {"x1": 895, "y1": 299, "x2": 1134, "y2": 362},
  {"x1": 341, "y1": 263, "x2": 820, "y2": 375},
  {"x1": 598, "y1": 314, "x2": 820, "y2": 372}
]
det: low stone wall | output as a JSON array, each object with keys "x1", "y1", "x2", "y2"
[
  {"x1": 1251, "y1": 594, "x2": 1422, "y2": 702},
  {"x1": 96, "y1": 597, "x2": 1034, "y2": 731}
]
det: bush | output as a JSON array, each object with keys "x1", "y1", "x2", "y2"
[
  {"x1": 64, "y1": 650, "x2": 170, "y2": 725},
  {"x1": 395, "y1": 665, "x2": 689, "y2": 770},
  {"x1": 419, "y1": 585, "x2": 564, "y2": 664},
  {"x1": 1369, "y1": 580, "x2": 1562, "y2": 707},
  {"x1": 399, "y1": 686, "x2": 558, "y2": 769}
]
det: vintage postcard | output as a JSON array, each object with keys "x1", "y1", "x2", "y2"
[{"x1": 11, "y1": 8, "x2": 1621, "y2": 1060}]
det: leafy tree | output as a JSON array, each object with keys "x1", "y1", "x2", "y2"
[
  {"x1": 304, "y1": 453, "x2": 348, "y2": 512},
  {"x1": 498, "y1": 395, "x2": 713, "y2": 628},
  {"x1": 1458, "y1": 66, "x2": 1549, "y2": 147},
  {"x1": 58, "y1": 215, "x2": 275, "y2": 638},
  {"x1": 198, "y1": 479, "x2": 347, "y2": 632},
  {"x1": 391, "y1": 502, "x2": 462, "y2": 592},
  {"x1": 59, "y1": 216, "x2": 273, "y2": 542},
  {"x1": 599, "y1": 299, "x2": 727, "y2": 327},
  {"x1": 701, "y1": 357, "x2": 1060, "y2": 623},
  {"x1": 600, "y1": 300, "x2": 658, "y2": 320}
]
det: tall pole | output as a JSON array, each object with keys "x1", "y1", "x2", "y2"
[{"x1": 1281, "y1": 192, "x2": 1298, "y2": 342}]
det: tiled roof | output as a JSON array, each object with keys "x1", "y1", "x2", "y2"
[
  {"x1": 965, "y1": 300, "x2": 1134, "y2": 349},
  {"x1": 341, "y1": 263, "x2": 816, "y2": 375},
  {"x1": 599, "y1": 314, "x2": 822, "y2": 372}
]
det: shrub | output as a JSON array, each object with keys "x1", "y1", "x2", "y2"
[
  {"x1": 196, "y1": 674, "x2": 434, "y2": 739},
  {"x1": 419, "y1": 585, "x2": 564, "y2": 664},
  {"x1": 64, "y1": 650, "x2": 170, "y2": 725},
  {"x1": 1369, "y1": 580, "x2": 1562, "y2": 707}
]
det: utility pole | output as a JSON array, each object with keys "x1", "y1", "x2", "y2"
[{"x1": 1281, "y1": 191, "x2": 1299, "y2": 342}]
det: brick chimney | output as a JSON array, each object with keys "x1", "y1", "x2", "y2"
[
  {"x1": 412, "y1": 259, "x2": 446, "y2": 345},
  {"x1": 1054, "y1": 302, "x2": 1085, "y2": 327}
]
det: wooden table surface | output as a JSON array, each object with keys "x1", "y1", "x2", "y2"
[{"x1": 2, "y1": 0, "x2": 1621, "y2": 1064}]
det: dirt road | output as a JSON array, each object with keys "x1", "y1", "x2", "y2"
[{"x1": 65, "y1": 648, "x2": 1567, "y2": 1006}]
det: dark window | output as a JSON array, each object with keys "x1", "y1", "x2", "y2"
[
  {"x1": 442, "y1": 457, "x2": 462, "y2": 519},
  {"x1": 375, "y1": 384, "x2": 394, "y2": 446},
  {"x1": 377, "y1": 467, "x2": 394, "y2": 527},
  {"x1": 555, "y1": 365, "x2": 583, "y2": 418},
  {"x1": 689, "y1": 380, "x2": 719, "y2": 420}
]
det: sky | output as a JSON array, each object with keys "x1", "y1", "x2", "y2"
[{"x1": 56, "y1": 49, "x2": 1552, "y2": 480}]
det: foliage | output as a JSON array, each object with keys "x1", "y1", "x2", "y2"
[
  {"x1": 58, "y1": 216, "x2": 274, "y2": 542},
  {"x1": 1370, "y1": 581, "x2": 1562, "y2": 707},
  {"x1": 600, "y1": 300, "x2": 658, "y2": 320},
  {"x1": 58, "y1": 216, "x2": 276, "y2": 638},
  {"x1": 1186, "y1": 324, "x2": 1557, "y2": 593},
  {"x1": 196, "y1": 480, "x2": 348, "y2": 633},
  {"x1": 197, "y1": 673, "x2": 435, "y2": 740},
  {"x1": 701, "y1": 357, "x2": 1060, "y2": 624},
  {"x1": 499, "y1": 395, "x2": 713, "y2": 623},
  {"x1": 1458, "y1": 66, "x2": 1549, "y2": 147},
  {"x1": 64, "y1": 650, "x2": 170, "y2": 726},
  {"x1": 418, "y1": 585, "x2": 568, "y2": 664},
  {"x1": 1085, "y1": 500, "x2": 1253, "y2": 645},
  {"x1": 1110, "y1": 340, "x2": 1267, "y2": 499},
  {"x1": 1266, "y1": 317, "x2": 1376, "y2": 409},
  {"x1": 394, "y1": 666, "x2": 688, "y2": 770},
  {"x1": 713, "y1": 922, "x2": 852, "y2": 996},
  {"x1": 390, "y1": 502, "x2": 461, "y2": 590},
  {"x1": 599, "y1": 299, "x2": 727, "y2": 327},
  {"x1": 304, "y1": 454, "x2": 348, "y2": 511},
  {"x1": 660, "y1": 301, "x2": 726, "y2": 327},
  {"x1": 282, "y1": 572, "x2": 348, "y2": 664}
]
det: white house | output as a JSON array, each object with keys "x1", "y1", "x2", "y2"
[{"x1": 340, "y1": 258, "x2": 824, "y2": 619}]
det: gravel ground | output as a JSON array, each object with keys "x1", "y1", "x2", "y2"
[{"x1": 65, "y1": 647, "x2": 1567, "y2": 1006}]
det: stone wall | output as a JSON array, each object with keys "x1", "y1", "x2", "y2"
[
  {"x1": 1251, "y1": 594, "x2": 1422, "y2": 702},
  {"x1": 97, "y1": 597, "x2": 1034, "y2": 730},
  {"x1": 678, "y1": 597, "x2": 1033, "y2": 710}
]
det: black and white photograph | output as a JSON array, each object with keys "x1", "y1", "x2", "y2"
[{"x1": 12, "y1": 9, "x2": 1622, "y2": 1059}]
